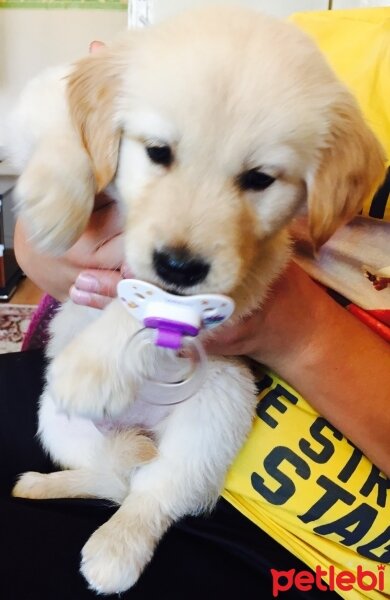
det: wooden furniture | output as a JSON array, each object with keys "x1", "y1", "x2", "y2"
[{"x1": 0, "y1": 166, "x2": 23, "y2": 301}]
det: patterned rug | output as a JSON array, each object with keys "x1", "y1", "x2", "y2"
[{"x1": 0, "y1": 304, "x2": 37, "y2": 354}]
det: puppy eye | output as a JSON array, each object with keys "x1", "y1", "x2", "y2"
[
  {"x1": 237, "y1": 169, "x2": 275, "y2": 192},
  {"x1": 146, "y1": 143, "x2": 173, "y2": 167}
]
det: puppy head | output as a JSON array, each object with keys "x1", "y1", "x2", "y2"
[{"x1": 68, "y1": 7, "x2": 385, "y2": 313}]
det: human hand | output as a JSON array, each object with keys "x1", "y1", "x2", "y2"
[
  {"x1": 15, "y1": 194, "x2": 126, "y2": 308},
  {"x1": 204, "y1": 261, "x2": 328, "y2": 372},
  {"x1": 67, "y1": 196, "x2": 128, "y2": 309}
]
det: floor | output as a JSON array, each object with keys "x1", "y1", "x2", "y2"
[
  {"x1": 0, "y1": 278, "x2": 43, "y2": 353},
  {"x1": 11, "y1": 277, "x2": 43, "y2": 305}
]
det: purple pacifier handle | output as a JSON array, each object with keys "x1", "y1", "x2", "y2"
[{"x1": 144, "y1": 317, "x2": 200, "y2": 350}]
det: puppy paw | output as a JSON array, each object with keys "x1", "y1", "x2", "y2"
[
  {"x1": 48, "y1": 343, "x2": 135, "y2": 421},
  {"x1": 81, "y1": 519, "x2": 154, "y2": 594},
  {"x1": 15, "y1": 142, "x2": 94, "y2": 255},
  {"x1": 12, "y1": 472, "x2": 53, "y2": 500}
]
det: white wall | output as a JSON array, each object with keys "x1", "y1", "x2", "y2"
[
  {"x1": 146, "y1": 0, "x2": 329, "y2": 23},
  {"x1": 1, "y1": 1, "x2": 329, "y2": 145},
  {"x1": 0, "y1": 9, "x2": 127, "y2": 145},
  {"x1": 1, "y1": 0, "x2": 388, "y2": 144},
  {"x1": 332, "y1": 0, "x2": 389, "y2": 6}
]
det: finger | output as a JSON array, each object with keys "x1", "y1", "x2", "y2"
[
  {"x1": 74, "y1": 269, "x2": 123, "y2": 299},
  {"x1": 69, "y1": 286, "x2": 112, "y2": 310},
  {"x1": 66, "y1": 203, "x2": 124, "y2": 271},
  {"x1": 93, "y1": 234, "x2": 125, "y2": 270},
  {"x1": 120, "y1": 263, "x2": 134, "y2": 279},
  {"x1": 66, "y1": 234, "x2": 125, "y2": 271}
]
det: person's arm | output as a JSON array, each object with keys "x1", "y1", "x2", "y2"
[{"x1": 206, "y1": 262, "x2": 390, "y2": 477}]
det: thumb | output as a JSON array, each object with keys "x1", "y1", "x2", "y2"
[{"x1": 70, "y1": 269, "x2": 123, "y2": 309}]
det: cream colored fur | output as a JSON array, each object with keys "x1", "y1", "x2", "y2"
[{"x1": 7, "y1": 7, "x2": 385, "y2": 595}]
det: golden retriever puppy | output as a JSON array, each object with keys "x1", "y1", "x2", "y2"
[{"x1": 8, "y1": 6, "x2": 385, "y2": 595}]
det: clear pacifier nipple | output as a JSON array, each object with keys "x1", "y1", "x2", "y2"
[
  {"x1": 128, "y1": 328, "x2": 207, "y2": 405},
  {"x1": 117, "y1": 279, "x2": 235, "y2": 405}
]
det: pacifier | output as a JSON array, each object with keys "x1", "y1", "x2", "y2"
[{"x1": 117, "y1": 279, "x2": 235, "y2": 405}]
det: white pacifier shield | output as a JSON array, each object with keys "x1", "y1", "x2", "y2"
[{"x1": 117, "y1": 279, "x2": 235, "y2": 330}]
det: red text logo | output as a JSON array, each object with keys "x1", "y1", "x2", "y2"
[{"x1": 270, "y1": 564, "x2": 386, "y2": 597}]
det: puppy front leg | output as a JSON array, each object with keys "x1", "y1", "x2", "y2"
[
  {"x1": 15, "y1": 133, "x2": 95, "y2": 255},
  {"x1": 80, "y1": 359, "x2": 257, "y2": 594},
  {"x1": 48, "y1": 299, "x2": 142, "y2": 421}
]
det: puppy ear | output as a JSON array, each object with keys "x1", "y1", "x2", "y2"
[
  {"x1": 308, "y1": 98, "x2": 386, "y2": 249},
  {"x1": 67, "y1": 49, "x2": 122, "y2": 192}
]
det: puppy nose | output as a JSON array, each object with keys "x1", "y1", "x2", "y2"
[{"x1": 153, "y1": 247, "x2": 210, "y2": 288}]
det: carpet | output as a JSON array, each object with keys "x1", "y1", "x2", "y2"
[{"x1": 0, "y1": 305, "x2": 37, "y2": 354}]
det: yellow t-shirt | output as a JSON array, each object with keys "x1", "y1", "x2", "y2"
[
  {"x1": 290, "y1": 7, "x2": 390, "y2": 222},
  {"x1": 223, "y1": 367, "x2": 390, "y2": 599},
  {"x1": 223, "y1": 9, "x2": 390, "y2": 599}
]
